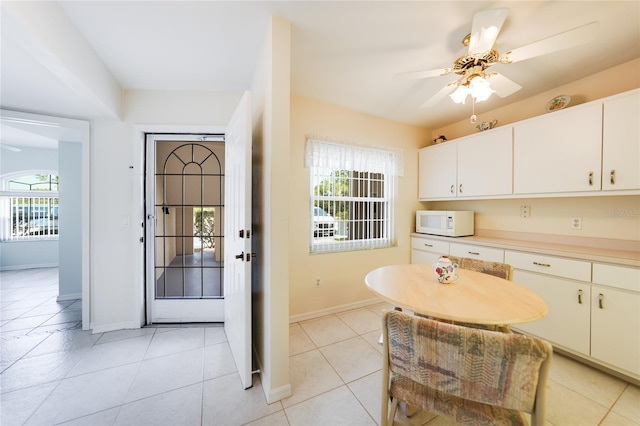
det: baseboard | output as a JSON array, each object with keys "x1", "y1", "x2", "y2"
[
  {"x1": 266, "y1": 382, "x2": 293, "y2": 404},
  {"x1": 90, "y1": 321, "x2": 140, "y2": 334},
  {"x1": 0, "y1": 263, "x2": 58, "y2": 271},
  {"x1": 57, "y1": 293, "x2": 81, "y2": 302},
  {"x1": 289, "y1": 298, "x2": 382, "y2": 323}
]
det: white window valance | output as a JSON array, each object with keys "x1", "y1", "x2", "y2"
[{"x1": 305, "y1": 138, "x2": 404, "y2": 177}]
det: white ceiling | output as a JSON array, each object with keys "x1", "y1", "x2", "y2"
[{"x1": 1, "y1": 1, "x2": 639, "y2": 142}]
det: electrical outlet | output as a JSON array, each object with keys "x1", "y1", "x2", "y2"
[
  {"x1": 570, "y1": 217, "x2": 582, "y2": 230},
  {"x1": 520, "y1": 206, "x2": 530, "y2": 218},
  {"x1": 315, "y1": 277, "x2": 321, "y2": 288}
]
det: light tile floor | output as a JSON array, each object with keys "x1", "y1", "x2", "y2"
[{"x1": 1, "y1": 268, "x2": 639, "y2": 425}]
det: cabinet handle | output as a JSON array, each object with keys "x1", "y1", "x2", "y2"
[
  {"x1": 610, "y1": 169, "x2": 616, "y2": 185},
  {"x1": 424, "y1": 243, "x2": 433, "y2": 247},
  {"x1": 588, "y1": 171, "x2": 594, "y2": 186},
  {"x1": 459, "y1": 184, "x2": 463, "y2": 193},
  {"x1": 450, "y1": 185, "x2": 455, "y2": 194},
  {"x1": 598, "y1": 293, "x2": 604, "y2": 309},
  {"x1": 533, "y1": 261, "x2": 551, "y2": 267},
  {"x1": 468, "y1": 251, "x2": 480, "y2": 256},
  {"x1": 577, "y1": 289, "x2": 583, "y2": 304}
]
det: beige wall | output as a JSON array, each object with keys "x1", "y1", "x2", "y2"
[
  {"x1": 251, "y1": 16, "x2": 293, "y2": 403},
  {"x1": 428, "y1": 196, "x2": 639, "y2": 242},
  {"x1": 432, "y1": 59, "x2": 640, "y2": 141},
  {"x1": 289, "y1": 96, "x2": 431, "y2": 318}
]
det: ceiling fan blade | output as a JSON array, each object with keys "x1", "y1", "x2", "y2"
[
  {"x1": 421, "y1": 83, "x2": 458, "y2": 108},
  {"x1": 486, "y1": 73, "x2": 522, "y2": 98},
  {"x1": 468, "y1": 8, "x2": 509, "y2": 55},
  {"x1": 502, "y1": 21, "x2": 598, "y2": 64},
  {"x1": 393, "y1": 68, "x2": 452, "y2": 82}
]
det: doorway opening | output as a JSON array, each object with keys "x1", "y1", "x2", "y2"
[{"x1": 145, "y1": 134, "x2": 225, "y2": 323}]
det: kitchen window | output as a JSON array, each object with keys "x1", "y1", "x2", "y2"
[
  {"x1": 306, "y1": 138, "x2": 403, "y2": 253},
  {"x1": 0, "y1": 172, "x2": 59, "y2": 241}
]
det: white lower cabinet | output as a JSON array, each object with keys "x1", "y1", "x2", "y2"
[
  {"x1": 410, "y1": 236, "x2": 448, "y2": 265},
  {"x1": 590, "y1": 264, "x2": 640, "y2": 376},
  {"x1": 510, "y1": 269, "x2": 591, "y2": 355},
  {"x1": 507, "y1": 250, "x2": 640, "y2": 379}
]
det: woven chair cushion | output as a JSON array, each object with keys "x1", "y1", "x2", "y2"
[
  {"x1": 445, "y1": 255, "x2": 513, "y2": 280},
  {"x1": 386, "y1": 310, "x2": 552, "y2": 413},
  {"x1": 390, "y1": 375, "x2": 527, "y2": 426}
]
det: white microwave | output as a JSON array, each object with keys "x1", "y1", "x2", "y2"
[{"x1": 415, "y1": 210, "x2": 474, "y2": 237}]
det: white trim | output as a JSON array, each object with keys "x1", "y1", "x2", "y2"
[
  {"x1": 265, "y1": 383, "x2": 293, "y2": 404},
  {"x1": 289, "y1": 297, "x2": 382, "y2": 323},
  {"x1": 57, "y1": 292, "x2": 81, "y2": 301},
  {"x1": 133, "y1": 124, "x2": 226, "y2": 328},
  {"x1": 90, "y1": 320, "x2": 141, "y2": 334},
  {"x1": 0, "y1": 262, "x2": 57, "y2": 271}
]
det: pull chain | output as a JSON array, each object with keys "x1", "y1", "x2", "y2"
[{"x1": 470, "y1": 97, "x2": 477, "y2": 124}]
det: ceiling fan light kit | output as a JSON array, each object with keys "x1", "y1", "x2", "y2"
[{"x1": 450, "y1": 73, "x2": 495, "y2": 104}]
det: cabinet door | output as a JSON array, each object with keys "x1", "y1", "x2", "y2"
[
  {"x1": 418, "y1": 143, "x2": 457, "y2": 199},
  {"x1": 513, "y1": 103, "x2": 603, "y2": 194},
  {"x1": 457, "y1": 127, "x2": 513, "y2": 197},
  {"x1": 602, "y1": 90, "x2": 640, "y2": 191},
  {"x1": 591, "y1": 286, "x2": 640, "y2": 376},
  {"x1": 410, "y1": 237, "x2": 449, "y2": 265},
  {"x1": 411, "y1": 250, "x2": 442, "y2": 266},
  {"x1": 511, "y1": 270, "x2": 590, "y2": 355}
]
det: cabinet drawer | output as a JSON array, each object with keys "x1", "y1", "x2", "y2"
[
  {"x1": 593, "y1": 263, "x2": 640, "y2": 292},
  {"x1": 411, "y1": 237, "x2": 449, "y2": 255},
  {"x1": 449, "y1": 243, "x2": 504, "y2": 263},
  {"x1": 505, "y1": 251, "x2": 591, "y2": 281}
]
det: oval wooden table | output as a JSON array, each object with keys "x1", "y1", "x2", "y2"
[{"x1": 365, "y1": 264, "x2": 548, "y2": 326}]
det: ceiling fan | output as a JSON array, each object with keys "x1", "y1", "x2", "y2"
[{"x1": 395, "y1": 8, "x2": 598, "y2": 110}]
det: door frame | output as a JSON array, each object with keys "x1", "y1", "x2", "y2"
[{"x1": 133, "y1": 125, "x2": 226, "y2": 328}]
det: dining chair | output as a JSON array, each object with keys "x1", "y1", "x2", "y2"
[
  {"x1": 381, "y1": 310, "x2": 553, "y2": 426},
  {"x1": 446, "y1": 255, "x2": 514, "y2": 280}
]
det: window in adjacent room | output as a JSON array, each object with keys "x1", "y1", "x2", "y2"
[
  {"x1": 306, "y1": 138, "x2": 403, "y2": 253},
  {"x1": 0, "y1": 172, "x2": 59, "y2": 241}
]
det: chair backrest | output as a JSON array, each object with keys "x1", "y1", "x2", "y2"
[
  {"x1": 383, "y1": 310, "x2": 552, "y2": 417},
  {"x1": 445, "y1": 255, "x2": 513, "y2": 280}
]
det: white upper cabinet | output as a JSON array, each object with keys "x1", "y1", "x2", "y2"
[
  {"x1": 418, "y1": 142, "x2": 457, "y2": 199},
  {"x1": 513, "y1": 103, "x2": 603, "y2": 195},
  {"x1": 418, "y1": 126, "x2": 513, "y2": 200},
  {"x1": 456, "y1": 127, "x2": 513, "y2": 197},
  {"x1": 417, "y1": 89, "x2": 638, "y2": 200},
  {"x1": 602, "y1": 90, "x2": 640, "y2": 191}
]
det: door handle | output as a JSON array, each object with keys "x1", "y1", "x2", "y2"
[
  {"x1": 235, "y1": 252, "x2": 244, "y2": 260},
  {"x1": 598, "y1": 293, "x2": 604, "y2": 309}
]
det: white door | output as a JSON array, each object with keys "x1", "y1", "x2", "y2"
[
  {"x1": 145, "y1": 134, "x2": 226, "y2": 323},
  {"x1": 224, "y1": 91, "x2": 253, "y2": 389}
]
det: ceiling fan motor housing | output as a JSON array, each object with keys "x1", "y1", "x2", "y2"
[{"x1": 453, "y1": 49, "x2": 500, "y2": 75}]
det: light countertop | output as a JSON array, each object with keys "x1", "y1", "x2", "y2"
[{"x1": 411, "y1": 230, "x2": 640, "y2": 267}]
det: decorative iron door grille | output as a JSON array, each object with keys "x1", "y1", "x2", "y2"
[{"x1": 154, "y1": 142, "x2": 224, "y2": 299}]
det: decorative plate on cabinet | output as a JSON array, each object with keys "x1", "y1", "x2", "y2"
[{"x1": 545, "y1": 95, "x2": 571, "y2": 112}]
